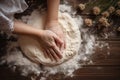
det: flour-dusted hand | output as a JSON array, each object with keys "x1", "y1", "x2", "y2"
[
  {"x1": 45, "y1": 0, "x2": 66, "y2": 52},
  {"x1": 36, "y1": 30, "x2": 63, "y2": 61},
  {"x1": 13, "y1": 20, "x2": 62, "y2": 62},
  {"x1": 45, "y1": 21, "x2": 66, "y2": 52}
]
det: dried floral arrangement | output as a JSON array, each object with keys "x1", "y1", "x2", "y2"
[
  {"x1": 1, "y1": 0, "x2": 120, "y2": 39},
  {"x1": 77, "y1": 0, "x2": 120, "y2": 38}
]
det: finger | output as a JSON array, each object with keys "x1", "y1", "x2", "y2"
[
  {"x1": 52, "y1": 43, "x2": 62, "y2": 59},
  {"x1": 56, "y1": 40, "x2": 61, "y2": 50},
  {"x1": 49, "y1": 48, "x2": 59, "y2": 62},
  {"x1": 64, "y1": 40, "x2": 66, "y2": 49},
  {"x1": 41, "y1": 48, "x2": 48, "y2": 58},
  {"x1": 60, "y1": 44, "x2": 64, "y2": 53},
  {"x1": 46, "y1": 49, "x2": 54, "y2": 61},
  {"x1": 42, "y1": 48, "x2": 48, "y2": 59},
  {"x1": 60, "y1": 38, "x2": 66, "y2": 53},
  {"x1": 53, "y1": 35, "x2": 63, "y2": 47},
  {"x1": 54, "y1": 36, "x2": 64, "y2": 51}
]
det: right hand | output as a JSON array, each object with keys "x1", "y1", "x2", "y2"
[{"x1": 36, "y1": 30, "x2": 63, "y2": 62}]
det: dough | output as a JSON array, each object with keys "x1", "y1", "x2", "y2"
[{"x1": 18, "y1": 11, "x2": 81, "y2": 66}]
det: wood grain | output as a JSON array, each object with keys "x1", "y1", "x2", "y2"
[{"x1": 0, "y1": 0, "x2": 120, "y2": 80}]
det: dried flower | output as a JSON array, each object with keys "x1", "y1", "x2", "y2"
[
  {"x1": 93, "y1": 6, "x2": 101, "y2": 15},
  {"x1": 84, "y1": 18, "x2": 93, "y2": 27},
  {"x1": 117, "y1": 1, "x2": 120, "y2": 7},
  {"x1": 108, "y1": 6, "x2": 115, "y2": 13},
  {"x1": 116, "y1": 9, "x2": 120, "y2": 16},
  {"x1": 101, "y1": 11, "x2": 110, "y2": 17},
  {"x1": 78, "y1": 3, "x2": 86, "y2": 10},
  {"x1": 98, "y1": 17, "x2": 110, "y2": 27},
  {"x1": 117, "y1": 27, "x2": 120, "y2": 31}
]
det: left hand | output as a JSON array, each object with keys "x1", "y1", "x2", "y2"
[{"x1": 45, "y1": 21, "x2": 66, "y2": 52}]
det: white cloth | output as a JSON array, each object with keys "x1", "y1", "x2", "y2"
[{"x1": 0, "y1": 0, "x2": 28, "y2": 32}]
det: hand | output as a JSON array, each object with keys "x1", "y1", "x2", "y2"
[
  {"x1": 45, "y1": 21, "x2": 66, "y2": 52},
  {"x1": 13, "y1": 20, "x2": 62, "y2": 62},
  {"x1": 36, "y1": 30, "x2": 63, "y2": 62}
]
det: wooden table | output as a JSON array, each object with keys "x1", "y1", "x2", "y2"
[
  {"x1": 0, "y1": 37, "x2": 120, "y2": 80},
  {"x1": 0, "y1": 0, "x2": 120, "y2": 80}
]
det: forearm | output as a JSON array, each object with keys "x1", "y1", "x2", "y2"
[
  {"x1": 46, "y1": 0, "x2": 60, "y2": 23},
  {"x1": 13, "y1": 20, "x2": 43, "y2": 37}
]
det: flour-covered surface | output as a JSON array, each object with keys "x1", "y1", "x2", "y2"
[
  {"x1": 18, "y1": 11, "x2": 81, "y2": 66},
  {"x1": 0, "y1": 0, "x2": 120, "y2": 80}
]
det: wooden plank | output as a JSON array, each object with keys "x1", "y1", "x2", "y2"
[
  {"x1": 74, "y1": 66, "x2": 120, "y2": 75},
  {"x1": 62, "y1": 76, "x2": 120, "y2": 80},
  {"x1": 0, "y1": 67, "x2": 29, "y2": 80},
  {"x1": 0, "y1": 0, "x2": 120, "y2": 80}
]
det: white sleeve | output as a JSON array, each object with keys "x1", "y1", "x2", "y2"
[{"x1": 0, "y1": 0, "x2": 28, "y2": 32}]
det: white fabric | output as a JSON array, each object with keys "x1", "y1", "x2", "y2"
[
  {"x1": 18, "y1": 10, "x2": 81, "y2": 66},
  {"x1": 0, "y1": 0, "x2": 28, "y2": 32}
]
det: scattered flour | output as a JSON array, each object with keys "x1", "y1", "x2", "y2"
[
  {"x1": 18, "y1": 11, "x2": 81, "y2": 66},
  {"x1": 0, "y1": 1, "x2": 99, "y2": 80}
]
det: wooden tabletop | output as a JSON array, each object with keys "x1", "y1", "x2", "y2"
[
  {"x1": 0, "y1": 37, "x2": 120, "y2": 80},
  {"x1": 0, "y1": 0, "x2": 120, "y2": 80}
]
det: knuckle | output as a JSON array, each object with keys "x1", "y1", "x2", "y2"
[
  {"x1": 49, "y1": 44, "x2": 55, "y2": 48},
  {"x1": 52, "y1": 45, "x2": 56, "y2": 48}
]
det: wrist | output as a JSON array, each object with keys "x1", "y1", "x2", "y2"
[
  {"x1": 47, "y1": 20, "x2": 58, "y2": 24},
  {"x1": 45, "y1": 20, "x2": 59, "y2": 28},
  {"x1": 33, "y1": 29, "x2": 44, "y2": 37}
]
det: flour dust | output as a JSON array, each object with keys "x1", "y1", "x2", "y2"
[{"x1": 0, "y1": 1, "x2": 99, "y2": 80}]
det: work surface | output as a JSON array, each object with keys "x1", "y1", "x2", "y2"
[
  {"x1": 0, "y1": 37, "x2": 120, "y2": 80},
  {"x1": 0, "y1": 0, "x2": 120, "y2": 80}
]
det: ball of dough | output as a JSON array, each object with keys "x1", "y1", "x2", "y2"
[{"x1": 18, "y1": 11, "x2": 81, "y2": 66}]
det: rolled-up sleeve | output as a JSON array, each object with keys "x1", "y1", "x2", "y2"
[{"x1": 0, "y1": 0, "x2": 28, "y2": 32}]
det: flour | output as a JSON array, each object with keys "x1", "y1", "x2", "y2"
[
  {"x1": 18, "y1": 11, "x2": 81, "y2": 66},
  {"x1": 0, "y1": 2, "x2": 97, "y2": 80}
]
